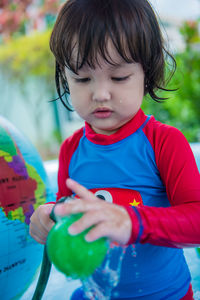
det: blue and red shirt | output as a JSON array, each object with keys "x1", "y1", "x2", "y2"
[{"x1": 56, "y1": 109, "x2": 200, "y2": 299}]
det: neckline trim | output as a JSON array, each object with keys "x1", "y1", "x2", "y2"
[{"x1": 85, "y1": 109, "x2": 148, "y2": 145}]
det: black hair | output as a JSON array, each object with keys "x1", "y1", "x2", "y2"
[{"x1": 50, "y1": 0, "x2": 176, "y2": 110}]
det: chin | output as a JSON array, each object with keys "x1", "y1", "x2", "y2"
[{"x1": 94, "y1": 127, "x2": 118, "y2": 135}]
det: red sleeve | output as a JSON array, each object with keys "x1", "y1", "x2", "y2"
[
  {"x1": 127, "y1": 117, "x2": 200, "y2": 248},
  {"x1": 56, "y1": 127, "x2": 84, "y2": 201}
]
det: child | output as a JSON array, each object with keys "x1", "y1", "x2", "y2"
[{"x1": 29, "y1": 0, "x2": 200, "y2": 299}]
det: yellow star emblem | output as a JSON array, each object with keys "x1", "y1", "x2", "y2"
[{"x1": 129, "y1": 199, "x2": 140, "y2": 207}]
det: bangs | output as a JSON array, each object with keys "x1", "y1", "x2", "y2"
[
  {"x1": 50, "y1": 0, "x2": 176, "y2": 107},
  {"x1": 50, "y1": 0, "x2": 146, "y2": 73}
]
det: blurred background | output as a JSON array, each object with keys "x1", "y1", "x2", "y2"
[{"x1": 0, "y1": 0, "x2": 200, "y2": 160}]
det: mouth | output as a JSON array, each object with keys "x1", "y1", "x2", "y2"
[{"x1": 93, "y1": 107, "x2": 113, "y2": 119}]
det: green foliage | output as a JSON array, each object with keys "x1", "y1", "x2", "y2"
[
  {"x1": 0, "y1": 29, "x2": 54, "y2": 91},
  {"x1": 142, "y1": 20, "x2": 200, "y2": 142},
  {"x1": 180, "y1": 20, "x2": 200, "y2": 45}
]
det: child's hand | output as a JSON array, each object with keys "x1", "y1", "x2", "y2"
[
  {"x1": 29, "y1": 204, "x2": 55, "y2": 244},
  {"x1": 54, "y1": 179, "x2": 132, "y2": 245}
]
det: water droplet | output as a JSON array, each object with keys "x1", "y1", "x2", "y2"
[
  {"x1": 113, "y1": 291, "x2": 119, "y2": 298},
  {"x1": 135, "y1": 272, "x2": 140, "y2": 278},
  {"x1": 131, "y1": 244, "x2": 137, "y2": 257}
]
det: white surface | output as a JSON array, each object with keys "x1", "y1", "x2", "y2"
[
  {"x1": 150, "y1": 0, "x2": 200, "y2": 20},
  {"x1": 21, "y1": 264, "x2": 81, "y2": 300}
]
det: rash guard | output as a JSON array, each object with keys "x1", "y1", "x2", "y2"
[{"x1": 56, "y1": 109, "x2": 200, "y2": 299}]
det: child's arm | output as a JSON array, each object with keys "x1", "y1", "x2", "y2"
[
  {"x1": 29, "y1": 204, "x2": 55, "y2": 244},
  {"x1": 54, "y1": 178, "x2": 133, "y2": 245},
  {"x1": 129, "y1": 121, "x2": 200, "y2": 248}
]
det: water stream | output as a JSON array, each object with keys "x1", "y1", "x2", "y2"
[{"x1": 82, "y1": 243, "x2": 130, "y2": 299}]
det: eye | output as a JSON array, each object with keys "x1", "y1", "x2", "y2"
[
  {"x1": 95, "y1": 190, "x2": 113, "y2": 203},
  {"x1": 74, "y1": 77, "x2": 90, "y2": 83},
  {"x1": 111, "y1": 75, "x2": 130, "y2": 82}
]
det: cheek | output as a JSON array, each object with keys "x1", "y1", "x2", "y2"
[
  {"x1": 70, "y1": 94, "x2": 88, "y2": 119},
  {"x1": 119, "y1": 94, "x2": 143, "y2": 116},
  {"x1": 68, "y1": 88, "x2": 82, "y2": 106},
  {"x1": 66, "y1": 79, "x2": 83, "y2": 101}
]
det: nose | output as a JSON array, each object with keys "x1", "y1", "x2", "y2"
[{"x1": 92, "y1": 82, "x2": 111, "y2": 102}]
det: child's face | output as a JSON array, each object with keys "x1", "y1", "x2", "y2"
[{"x1": 65, "y1": 42, "x2": 145, "y2": 135}]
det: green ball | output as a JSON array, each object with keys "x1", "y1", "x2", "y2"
[{"x1": 47, "y1": 214, "x2": 108, "y2": 279}]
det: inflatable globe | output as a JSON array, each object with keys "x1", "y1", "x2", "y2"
[{"x1": 0, "y1": 116, "x2": 55, "y2": 300}]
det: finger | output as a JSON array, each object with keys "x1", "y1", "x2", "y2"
[
  {"x1": 29, "y1": 221, "x2": 49, "y2": 238},
  {"x1": 29, "y1": 227, "x2": 47, "y2": 244},
  {"x1": 32, "y1": 235, "x2": 46, "y2": 245},
  {"x1": 38, "y1": 205, "x2": 55, "y2": 232},
  {"x1": 84, "y1": 221, "x2": 110, "y2": 242},
  {"x1": 68, "y1": 210, "x2": 105, "y2": 235},
  {"x1": 66, "y1": 178, "x2": 96, "y2": 202},
  {"x1": 85, "y1": 221, "x2": 129, "y2": 244},
  {"x1": 29, "y1": 205, "x2": 55, "y2": 241},
  {"x1": 54, "y1": 199, "x2": 102, "y2": 216}
]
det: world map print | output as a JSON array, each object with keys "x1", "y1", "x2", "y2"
[
  {"x1": 0, "y1": 125, "x2": 46, "y2": 223},
  {"x1": 0, "y1": 116, "x2": 55, "y2": 300}
]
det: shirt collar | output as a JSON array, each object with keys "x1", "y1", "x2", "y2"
[{"x1": 85, "y1": 109, "x2": 147, "y2": 145}]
